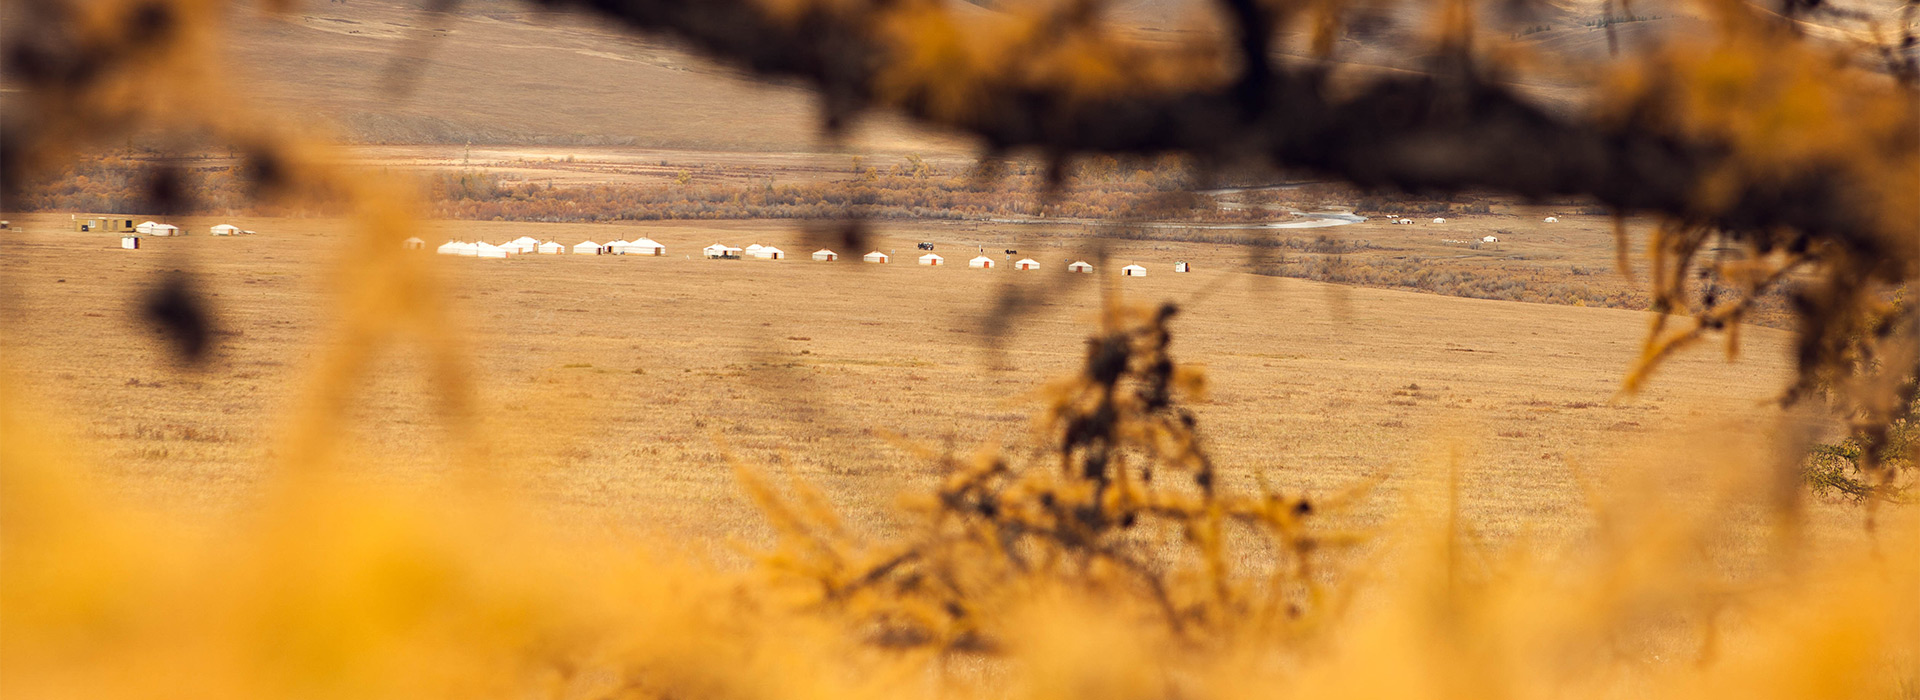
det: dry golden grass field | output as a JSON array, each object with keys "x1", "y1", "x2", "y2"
[{"x1": 0, "y1": 212, "x2": 1863, "y2": 554}]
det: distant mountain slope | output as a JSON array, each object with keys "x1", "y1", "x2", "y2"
[
  {"x1": 222, "y1": 0, "x2": 1907, "y2": 151},
  {"x1": 227, "y1": 0, "x2": 969, "y2": 152}
]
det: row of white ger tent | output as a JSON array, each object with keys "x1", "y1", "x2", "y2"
[{"x1": 425, "y1": 238, "x2": 1166, "y2": 274}]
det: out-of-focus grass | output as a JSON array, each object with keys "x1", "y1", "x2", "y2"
[{"x1": 4, "y1": 310, "x2": 1915, "y2": 699}]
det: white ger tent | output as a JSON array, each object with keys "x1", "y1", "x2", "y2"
[
  {"x1": 573, "y1": 240, "x2": 604, "y2": 255},
  {"x1": 751, "y1": 246, "x2": 785, "y2": 260},
  {"x1": 538, "y1": 241, "x2": 567, "y2": 254},
  {"x1": 436, "y1": 241, "x2": 464, "y2": 255},
  {"x1": 1068, "y1": 261, "x2": 1094, "y2": 273},
  {"x1": 919, "y1": 253, "x2": 944, "y2": 266},
  {"x1": 1432, "y1": 218, "x2": 1447, "y2": 224},
  {"x1": 626, "y1": 238, "x2": 665, "y2": 256},
  {"x1": 476, "y1": 242, "x2": 512, "y2": 259},
  {"x1": 812, "y1": 249, "x2": 838, "y2": 261},
  {"x1": 211, "y1": 224, "x2": 242, "y2": 236},
  {"x1": 863, "y1": 251, "x2": 890, "y2": 263},
  {"x1": 1543, "y1": 216, "x2": 1558, "y2": 223},
  {"x1": 136, "y1": 221, "x2": 180, "y2": 236},
  {"x1": 1122, "y1": 264, "x2": 1147, "y2": 277},
  {"x1": 704, "y1": 244, "x2": 743, "y2": 259},
  {"x1": 1014, "y1": 258, "x2": 1040, "y2": 270},
  {"x1": 968, "y1": 256, "x2": 995, "y2": 269},
  {"x1": 402, "y1": 236, "x2": 427, "y2": 250}
]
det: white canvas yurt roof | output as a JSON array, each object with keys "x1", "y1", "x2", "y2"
[
  {"x1": 968, "y1": 255, "x2": 995, "y2": 268},
  {"x1": 744, "y1": 244, "x2": 766, "y2": 254},
  {"x1": 627, "y1": 237, "x2": 664, "y2": 254},
  {"x1": 436, "y1": 241, "x2": 464, "y2": 255},
  {"x1": 1015, "y1": 258, "x2": 1040, "y2": 269},
  {"x1": 573, "y1": 240, "x2": 602, "y2": 254},
  {"x1": 751, "y1": 246, "x2": 784, "y2": 259},
  {"x1": 1122, "y1": 264, "x2": 1147, "y2": 276},
  {"x1": 1482, "y1": 235, "x2": 1499, "y2": 243},
  {"x1": 812, "y1": 249, "x2": 837, "y2": 261},
  {"x1": 538, "y1": 240, "x2": 566, "y2": 254},
  {"x1": 1068, "y1": 261, "x2": 1094, "y2": 272},
  {"x1": 136, "y1": 221, "x2": 180, "y2": 235},
  {"x1": 476, "y1": 242, "x2": 510, "y2": 258},
  {"x1": 402, "y1": 236, "x2": 426, "y2": 249},
  {"x1": 211, "y1": 224, "x2": 242, "y2": 235},
  {"x1": 1432, "y1": 217, "x2": 1447, "y2": 224},
  {"x1": 1543, "y1": 216, "x2": 1558, "y2": 222},
  {"x1": 863, "y1": 251, "x2": 889, "y2": 262},
  {"x1": 919, "y1": 253, "x2": 944, "y2": 265},
  {"x1": 512, "y1": 235, "x2": 541, "y2": 246}
]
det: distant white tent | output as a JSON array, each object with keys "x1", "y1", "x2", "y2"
[
  {"x1": 744, "y1": 244, "x2": 766, "y2": 256},
  {"x1": 120, "y1": 236, "x2": 140, "y2": 250},
  {"x1": 1432, "y1": 218, "x2": 1447, "y2": 224},
  {"x1": 573, "y1": 240, "x2": 604, "y2": 255},
  {"x1": 498, "y1": 238, "x2": 537, "y2": 254},
  {"x1": 1014, "y1": 258, "x2": 1040, "y2": 270},
  {"x1": 812, "y1": 249, "x2": 838, "y2": 261},
  {"x1": 752, "y1": 246, "x2": 785, "y2": 260},
  {"x1": 1482, "y1": 235, "x2": 1499, "y2": 243},
  {"x1": 1068, "y1": 261, "x2": 1094, "y2": 273},
  {"x1": 1174, "y1": 261, "x2": 1191, "y2": 272},
  {"x1": 136, "y1": 221, "x2": 180, "y2": 236},
  {"x1": 402, "y1": 236, "x2": 426, "y2": 250},
  {"x1": 211, "y1": 224, "x2": 242, "y2": 236},
  {"x1": 475, "y1": 242, "x2": 511, "y2": 259},
  {"x1": 919, "y1": 253, "x2": 944, "y2": 266},
  {"x1": 968, "y1": 255, "x2": 995, "y2": 269},
  {"x1": 538, "y1": 240, "x2": 566, "y2": 254},
  {"x1": 1122, "y1": 264, "x2": 1147, "y2": 277},
  {"x1": 705, "y1": 244, "x2": 742, "y2": 259},
  {"x1": 1543, "y1": 216, "x2": 1559, "y2": 223},
  {"x1": 511, "y1": 235, "x2": 541, "y2": 248},
  {"x1": 1398, "y1": 218, "x2": 1414, "y2": 225},
  {"x1": 436, "y1": 241, "x2": 464, "y2": 255},
  {"x1": 626, "y1": 237, "x2": 665, "y2": 256},
  {"x1": 863, "y1": 251, "x2": 890, "y2": 263}
]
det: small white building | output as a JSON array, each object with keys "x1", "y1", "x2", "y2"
[
  {"x1": 1014, "y1": 258, "x2": 1040, "y2": 270},
  {"x1": 499, "y1": 239, "x2": 537, "y2": 254},
  {"x1": 1482, "y1": 235, "x2": 1499, "y2": 243},
  {"x1": 863, "y1": 251, "x2": 890, "y2": 263},
  {"x1": 1068, "y1": 261, "x2": 1094, "y2": 273},
  {"x1": 211, "y1": 224, "x2": 242, "y2": 236},
  {"x1": 743, "y1": 244, "x2": 766, "y2": 257},
  {"x1": 436, "y1": 241, "x2": 463, "y2": 255},
  {"x1": 704, "y1": 244, "x2": 743, "y2": 259},
  {"x1": 919, "y1": 253, "x2": 944, "y2": 266},
  {"x1": 812, "y1": 249, "x2": 838, "y2": 261},
  {"x1": 402, "y1": 236, "x2": 426, "y2": 250},
  {"x1": 538, "y1": 241, "x2": 567, "y2": 254},
  {"x1": 1174, "y1": 261, "x2": 1190, "y2": 273},
  {"x1": 1122, "y1": 264, "x2": 1147, "y2": 277},
  {"x1": 968, "y1": 255, "x2": 995, "y2": 269},
  {"x1": 573, "y1": 240, "x2": 603, "y2": 255},
  {"x1": 1432, "y1": 218, "x2": 1447, "y2": 224},
  {"x1": 475, "y1": 242, "x2": 511, "y2": 259},
  {"x1": 1398, "y1": 218, "x2": 1414, "y2": 225},
  {"x1": 120, "y1": 236, "x2": 140, "y2": 250},
  {"x1": 626, "y1": 238, "x2": 665, "y2": 256},
  {"x1": 136, "y1": 221, "x2": 180, "y2": 236},
  {"x1": 1543, "y1": 216, "x2": 1558, "y2": 223},
  {"x1": 752, "y1": 246, "x2": 785, "y2": 260}
]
